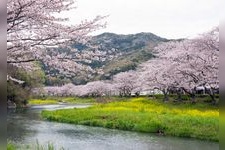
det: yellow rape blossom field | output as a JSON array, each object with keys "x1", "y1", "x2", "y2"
[{"x1": 42, "y1": 97, "x2": 219, "y2": 141}]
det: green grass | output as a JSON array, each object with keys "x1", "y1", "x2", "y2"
[
  {"x1": 59, "y1": 97, "x2": 95, "y2": 104},
  {"x1": 7, "y1": 142, "x2": 16, "y2": 150},
  {"x1": 28, "y1": 99, "x2": 58, "y2": 105},
  {"x1": 28, "y1": 97, "x2": 95, "y2": 105},
  {"x1": 7, "y1": 140, "x2": 64, "y2": 150},
  {"x1": 41, "y1": 97, "x2": 219, "y2": 141}
]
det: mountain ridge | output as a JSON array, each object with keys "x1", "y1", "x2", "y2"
[{"x1": 43, "y1": 32, "x2": 174, "y2": 85}]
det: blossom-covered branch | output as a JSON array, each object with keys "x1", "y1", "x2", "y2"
[{"x1": 7, "y1": 0, "x2": 106, "y2": 74}]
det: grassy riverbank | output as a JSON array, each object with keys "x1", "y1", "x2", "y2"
[
  {"x1": 42, "y1": 97, "x2": 219, "y2": 141},
  {"x1": 28, "y1": 99, "x2": 59, "y2": 105},
  {"x1": 28, "y1": 97, "x2": 95, "y2": 105},
  {"x1": 7, "y1": 141, "x2": 63, "y2": 150}
]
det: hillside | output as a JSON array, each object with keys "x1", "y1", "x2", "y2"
[
  {"x1": 92, "y1": 32, "x2": 168, "y2": 52},
  {"x1": 43, "y1": 32, "x2": 169, "y2": 85}
]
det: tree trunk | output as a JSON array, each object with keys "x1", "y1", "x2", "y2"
[
  {"x1": 190, "y1": 93, "x2": 196, "y2": 104},
  {"x1": 206, "y1": 88, "x2": 216, "y2": 105},
  {"x1": 209, "y1": 93, "x2": 216, "y2": 105},
  {"x1": 135, "y1": 91, "x2": 140, "y2": 97},
  {"x1": 162, "y1": 89, "x2": 169, "y2": 102},
  {"x1": 176, "y1": 88, "x2": 182, "y2": 101},
  {"x1": 181, "y1": 87, "x2": 196, "y2": 103}
]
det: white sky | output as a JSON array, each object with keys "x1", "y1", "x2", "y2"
[{"x1": 61, "y1": 0, "x2": 221, "y2": 39}]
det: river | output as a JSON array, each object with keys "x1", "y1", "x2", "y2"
[{"x1": 7, "y1": 104, "x2": 219, "y2": 150}]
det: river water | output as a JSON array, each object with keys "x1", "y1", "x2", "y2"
[{"x1": 7, "y1": 104, "x2": 219, "y2": 150}]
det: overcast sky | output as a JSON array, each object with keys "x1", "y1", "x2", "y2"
[{"x1": 61, "y1": 0, "x2": 221, "y2": 39}]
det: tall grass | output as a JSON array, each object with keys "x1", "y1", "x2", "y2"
[
  {"x1": 42, "y1": 97, "x2": 219, "y2": 141},
  {"x1": 7, "y1": 140, "x2": 64, "y2": 150}
]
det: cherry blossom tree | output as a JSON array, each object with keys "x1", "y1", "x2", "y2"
[
  {"x1": 112, "y1": 70, "x2": 139, "y2": 97},
  {"x1": 85, "y1": 81, "x2": 106, "y2": 97},
  {"x1": 7, "y1": 0, "x2": 106, "y2": 77},
  {"x1": 138, "y1": 58, "x2": 178, "y2": 101},
  {"x1": 152, "y1": 27, "x2": 219, "y2": 103},
  {"x1": 81, "y1": 80, "x2": 117, "y2": 102},
  {"x1": 35, "y1": 80, "x2": 116, "y2": 102},
  {"x1": 191, "y1": 27, "x2": 219, "y2": 103},
  {"x1": 44, "y1": 86, "x2": 62, "y2": 96},
  {"x1": 60, "y1": 83, "x2": 76, "y2": 96}
]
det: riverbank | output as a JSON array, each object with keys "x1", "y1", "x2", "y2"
[
  {"x1": 7, "y1": 141, "x2": 61, "y2": 150},
  {"x1": 42, "y1": 97, "x2": 219, "y2": 141},
  {"x1": 28, "y1": 97, "x2": 96, "y2": 105}
]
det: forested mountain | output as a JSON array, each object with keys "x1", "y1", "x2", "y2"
[
  {"x1": 43, "y1": 32, "x2": 170, "y2": 85},
  {"x1": 92, "y1": 32, "x2": 168, "y2": 52}
]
